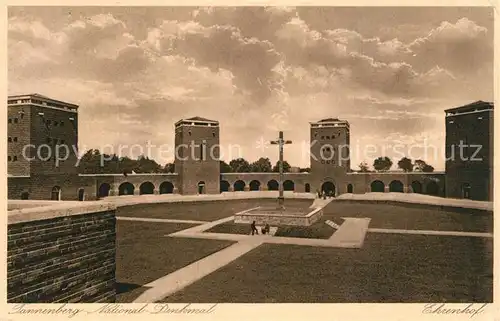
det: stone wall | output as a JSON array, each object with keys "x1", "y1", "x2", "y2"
[
  {"x1": 7, "y1": 201, "x2": 117, "y2": 303},
  {"x1": 234, "y1": 207, "x2": 323, "y2": 226},
  {"x1": 8, "y1": 174, "x2": 98, "y2": 201}
]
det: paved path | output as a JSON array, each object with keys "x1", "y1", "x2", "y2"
[
  {"x1": 117, "y1": 216, "x2": 207, "y2": 225},
  {"x1": 133, "y1": 238, "x2": 264, "y2": 303},
  {"x1": 328, "y1": 217, "x2": 371, "y2": 247},
  {"x1": 169, "y1": 215, "x2": 236, "y2": 235},
  {"x1": 309, "y1": 198, "x2": 334, "y2": 209},
  {"x1": 368, "y1": 228, "x2": 493, "y2": 238}
]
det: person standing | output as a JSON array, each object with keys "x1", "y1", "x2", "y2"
[{"x1": 250, "y1": 221, "x2": 258, "y2": 235}]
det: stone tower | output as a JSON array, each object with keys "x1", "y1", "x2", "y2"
[
  {"x1": 8, "y1": 93, "x2": 79, "y2": 177},
  {"x1": 174, "y1": 117, "x2": 220, "y2": 195},
  {"x1": 445, "y1": 101, "x2": 493, "y2": 201},
  {"x1": 309, "y1": 118, "x2": 350, "y2": 195}
]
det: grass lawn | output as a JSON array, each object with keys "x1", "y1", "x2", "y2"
[
  {"x1": 116, "y1": 199, "x2": 313, "y2": 222},
  {"x1": 116, "y1": 221, "x2": 235, "y2": 302},
  {"x1": 163, "y1": 233, "x2": 493, "y2": 303},
  {"x1": 323, "y1": 201, "x2": 493, "y2": 232},
  {"x1": 207, "y1": 219, "x2": 335, "y2": 239}
]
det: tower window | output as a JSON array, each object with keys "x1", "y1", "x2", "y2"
[
  {"x1": 8, "y1": 119, "x2": 12, "y2": 124},
  {"x1": 188, "y1": 131, "x2": 192, "y2": 136},
  {"x1": 13, "y1": 137, "x2": 18, "y2": 142},
  {"x1": 212, "y1": 132, "x2": 216, "y2": 137},
  {"x1": 200, "y1": 141, "x2": 206, "y2": 161},
  {"x1": 8, "y1": 137, "x2": 12, "y2": 143},
  {"x1": 46, "y1": 120, "x2": 50, "y2": 125},
  {"x1": 60, "y1": 121, "x2": 64, "y2": 126},
  {"x1": 8, "y1": 156, "x2": 11, "y2": 161},
  {"x1": 54, "y1": 121, "x2": 59, "y2": 126},
  {"x1": 321, "y1": 136, "x2": 325, "y2": 139},
  {"x1": 13, "y1": 156, "x2": 17, "y2": 161},
  {"x1": 14, "y1": 118, "x2": 18, "y2": 123}
]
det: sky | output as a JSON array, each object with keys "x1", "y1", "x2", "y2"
[{"x1": 8, "y1": 7, "x2": 494, "y2": 170}]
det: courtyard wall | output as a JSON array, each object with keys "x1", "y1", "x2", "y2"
[{"x1": 7, "y1": 201, "x2": 117, "y2": 303}]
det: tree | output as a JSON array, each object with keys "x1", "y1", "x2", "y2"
[
  {"x1": 422, "y1": 164, "x2": 434, "y2": 172},
  {"x1": 135, "y1": 155, "x2": 162, "y2": 173},
  {"x1": 299, "y1": 167, "x2": 310, "y2": 173},
  {"x1": 358, "y1": 161, "x2": 370, "y2": 172},
  {"x1": 272, "y1": 160, "x2": 291, "y2": 173},
  {"x1": 414, "y1": 159, "x2": 435, "y2": 172},
  {"x1": 250, "y1": 157, "x2": 272, "y2": 172},
  {"x1": 118, "y1": 156, "x2": 136, "y2": 175},
  {"x1": 78, "y1": 149, "x2": 104, "y2": 174},
  {"x1": 373, "y1": 156, "x2": 393, "y2": 172},
  {"x1": 163, "y1": 162, "x2": 175, "y2": 173},
  {"x1": 220, "y1": 160, "x2": 232, "y2": 173},
  {"x1": 397, "y1": 157, "x2": 413, "y2": 172},
  {"x1": 229, "y1": 158, "x2": 251, "y2": 172}
]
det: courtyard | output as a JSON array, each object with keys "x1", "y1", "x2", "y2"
[{"x1": 115, "y1": 198, "x2": 493, "y2": 303}]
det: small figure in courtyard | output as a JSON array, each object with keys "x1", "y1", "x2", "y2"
[
  {"x1": 317, "y1": 189, "x2": 321, "y2": 198},
  {"x1": 323, "y1": 190, "x2": 327, "y2": 200},
  {"x1": 250, "y1": 221, "x2": 259, "y2": 235},
  {"x1": 261, "y1": 223, "x2": 270, "y2": 235}
]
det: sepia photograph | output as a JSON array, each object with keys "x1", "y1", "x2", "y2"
[{"x1": 6, "y1": 5, "x2": 494, "y2": 310}]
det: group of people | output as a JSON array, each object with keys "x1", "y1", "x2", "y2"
[
  {"x1": 250, "y1": 221, "x2": 270, "y2": 235},
  {"x1": 317, "y1": 189, "x2": 335, "y2": 199}
]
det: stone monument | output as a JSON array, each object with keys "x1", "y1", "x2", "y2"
[{"x1": 234, "y1": 131, "x2": 324, "y2": 227}]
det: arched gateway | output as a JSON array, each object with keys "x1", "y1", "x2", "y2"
[{"x1": 321, "y1": 181, "x2": 335, "y2": 196}]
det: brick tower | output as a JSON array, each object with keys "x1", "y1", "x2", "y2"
[
  {"x1": 174, "y1": 117, "x2": 220, "y2": 195},
  {"x1": 309, "y1": 118, "x2": 350, "y2": 195},
  {"x1": 7, "y1": 93, "x2": 80, "y2": 200},
  {"x1": 445, "y1": 101, "x2": 494, "y2": 201}
]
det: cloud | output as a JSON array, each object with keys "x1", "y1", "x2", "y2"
[
  {"x1": 193, "y1": 6, "x2": 297, "y2": 41},
  {"x1": 325, "y1": 29, "x2": 412, "y2": 62},
  {"x1": 409, "y1": 18, "x2": 492, "y2": 74},
  {"x1": 7, "y1": 8, "x2": 493, "y2": 169},
  {"x1": 146, "y1": 20, "x2": 282, "y2": 102},
  {"x1": 8, "y1": 15, "x2": 58, "y2": 41}
]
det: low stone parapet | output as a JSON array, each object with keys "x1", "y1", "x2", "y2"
[
  {"x1": 7, "y1": 200, "x2": 117, "y2": 303},
  {"x1": 234, "y1": 206, "x2": 323, "y2": 227}
]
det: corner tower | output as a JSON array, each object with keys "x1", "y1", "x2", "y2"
[
  {"x1": 445, "y1": 101, "x2": 493, "y2": 201},
  {"x1": 8, "y1": 93, "x2": 79, "y2": 177},
  {"x1": 174, "y1": 117, "x2": 220, "y2": 195}
]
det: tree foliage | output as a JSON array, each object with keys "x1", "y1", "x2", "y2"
[
  {"x1": 414, "y1": 159, "x2": 434, "y2": 172},
  {"x1": 397, "y1": 157, "x2": 413, "y2": 172},
  {"x1": 78, "y1": 150, "x2": 302, "y2": 174},
  {"x1": 220, "y1": 160, "x2": 232, "y2": 173},
  {"x1": 78, "y1": 149, "x2": 166, "y2": 174},
  {"x1": 250, "y1": 157, "x2": 272, "y2": 172},
  {"x1": 373, "y1": 156, "x2": 393, "y2": 172},
  {"x1": 272, "y1": 160, "x2": 291, "y2": 173},
  {"x1": 229, "y1": 158, "x2": 251, "y2": 172},
  {"x1": 358, "y1": 161, "x2": 370, "y2": 172}
]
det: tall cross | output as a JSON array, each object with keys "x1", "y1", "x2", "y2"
[{"x1": 270, "y1": 131, "x2": 292, "y2": 208}]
